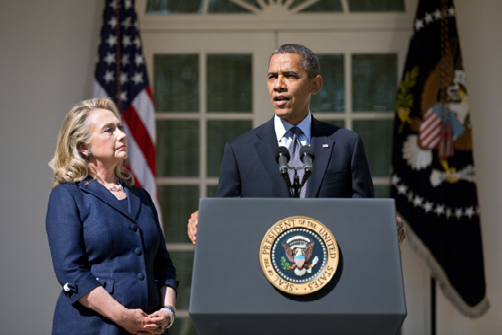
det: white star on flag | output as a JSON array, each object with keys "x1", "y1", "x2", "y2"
[
  {"x1": 122, "y1": 35, "x2": 132, "y2": 47},
  {"x1": 413, "y1": 195, "x2": 424, "y2": 207},
  {"x1": 434, "y1": 9, "x2": 441, "y2": 19},
  {"x1": 424, "y1": 202, "x2": 433, "y2": 213},
  {"x1": 397, "y1": 184, "x2": 408, "y2": 194},
  {"x1": 465, "y1": 206, "x2": 475, "y2": 219},
  {"x1": 391, "y1": 175, "x2": 401, "y2": 185},
  {"x1": 424, "y1": 12, "x2": 433, "y2": 23},
  {"x1": 132, "y1": 72, "x2": 143, "y2": 85},
  {"x1": 415, "y1": 19, "x2": 424, "y2": 31},
  {"x1": 120, "y1": 72, "x2": 128, "y2": 84},
  {"x1": 455, "y1": 208, "x2": 463, "y2": 219},
  {"x1": 104, "y1": 52, "x2": 116, "y2": 65},
  {"x1": 103, "y1": 70, "x2": 114, "y2": 83},
  {"x1": 134, "y1": 54, "x2": 144, "y2": 66},
  {"x1": 106, "y1": 34, "x2": 117, "y2": 47},
  {"x1": 435, "y1": 204, "x2": 445, "y2": 216},
  {"x1": 108, "y1": 17, "x2": 117, "y2": 27}
]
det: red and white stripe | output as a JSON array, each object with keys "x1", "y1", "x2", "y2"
[
  {"x1": 419, "y1": 109, "x2": 442, "y2": 149},
  {"x1": 419, "y1": 108, "x2": 454, "y2": 158}
]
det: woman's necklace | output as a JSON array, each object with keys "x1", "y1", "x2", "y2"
[
  {"x1": 102, "y1": 179, "x2": 124, "y2": 192},
  {"x1": 107, "y1": 183, "x2": 124, "y2": 192}
]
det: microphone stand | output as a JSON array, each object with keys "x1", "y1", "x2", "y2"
[{"x1": 281, "y1": 167, "x2": 311, "y2": 198}]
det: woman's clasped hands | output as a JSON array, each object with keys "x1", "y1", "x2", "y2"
[{"x1": 119, "y1": 308, "x2": 173, "y2": 335}]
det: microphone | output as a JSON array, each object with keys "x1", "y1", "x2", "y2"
[
  {"x1": 275, "y1": 146, "x2": 290, "y2": 176},
  {"x1": 300, "y1": 145, "x2": 315, "y2": 175}
]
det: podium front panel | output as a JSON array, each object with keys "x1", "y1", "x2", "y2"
[{"x1": 189, "y1": 198, "x2": 406, "y2": 335}]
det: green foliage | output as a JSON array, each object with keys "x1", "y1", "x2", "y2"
[
  {"x1": 281, "y1": 256, "x2": 291, "y2": 271},
  {"x1": 395, "y1": 66, "x2": 419, "y2": 133}
]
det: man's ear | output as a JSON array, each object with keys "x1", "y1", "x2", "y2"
[{"x1": 311, "y1": 75, "x2": 323, "y2": 95}]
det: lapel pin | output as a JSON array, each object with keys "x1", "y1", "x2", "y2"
[{"x1": 323, "y1": 144, "x2": 329, "y2": 148}]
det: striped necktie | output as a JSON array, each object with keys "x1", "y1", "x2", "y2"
[{"x1": 288, "y1": 127, "x2": 307, "y2": 198}]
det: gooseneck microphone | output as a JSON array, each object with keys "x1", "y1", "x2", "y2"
[
  {"x1": 300, "y1": 146, "x2": 315, "y2": 176},
  {"x1": 275, "y1": 146, "x2": 290, "y2": 176}
]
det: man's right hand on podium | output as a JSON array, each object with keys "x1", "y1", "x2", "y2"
[{"x1": 187, "y1": 211, "x2": 199, "y2": 244}]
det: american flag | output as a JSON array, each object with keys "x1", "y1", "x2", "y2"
[{"x1": 93, "y1": 0, "x2": 160, "y2": 219}]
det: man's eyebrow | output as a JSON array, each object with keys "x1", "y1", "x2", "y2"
[{"x1": 282, "y1": 70, "x2": 299, "y2": 76}]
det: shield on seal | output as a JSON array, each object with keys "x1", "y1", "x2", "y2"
[{"x1": 294, "y1": 255, "x2": 305, "y2": 268}]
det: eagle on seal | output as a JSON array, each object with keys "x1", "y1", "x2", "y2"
[{"x1": 282, "y1": 241, "x2": 315, "y2": 271}]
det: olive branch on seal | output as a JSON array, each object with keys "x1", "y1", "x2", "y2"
[
  {"x1": 395, "y1": 66, "x2": 419, "y2": 133},
  {"x1": 281, "y1": 256, "x2": 291, "y2": 271}
]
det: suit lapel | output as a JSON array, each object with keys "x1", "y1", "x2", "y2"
[
  {"x1": 307, "y1": 117, "x2": 334, "y2": 198},
  {"x1": 124, "y1": 184, "x2": 141, "y2": 220},
  {"x1": 254, "y1": 119, "x2": 291, "y2": 197},
  {"x1": 79, "y1": 177, "x2": 140, "y2": 221}
]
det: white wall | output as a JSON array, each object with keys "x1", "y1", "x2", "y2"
[
  {"x1": 0, "y1": 1, "x2": 102, "y2": 332},
  {"x1": 0, "y1": 1, "x2": 500, "y2": 333}
]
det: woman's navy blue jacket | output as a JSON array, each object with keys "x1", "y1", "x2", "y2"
[{"x1": 46, "y1": 177, "x2": 177, "y2": 334}]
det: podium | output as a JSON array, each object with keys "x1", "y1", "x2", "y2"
[{"x1": 189, "y1": 198, "x2": 406, "y2": 335}]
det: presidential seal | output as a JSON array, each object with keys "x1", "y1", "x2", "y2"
[{"x1": 259, "y1": 216, "x2": 339, "y2": 295}]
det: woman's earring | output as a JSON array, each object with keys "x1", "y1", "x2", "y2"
[{"x1": 87, "y1": 150, "x2": 92, "y2": 158}]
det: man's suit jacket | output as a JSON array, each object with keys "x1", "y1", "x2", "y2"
[
  {"x1": 46, "y1": 177, "x2": 177, "y2": 334},
  {"x1": 216, "y1": 116, "x2": 374, "y2": 198}
]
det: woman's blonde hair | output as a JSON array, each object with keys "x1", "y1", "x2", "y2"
[{"x1": 48, "y1": 98, "x2": 134, "y2": 187}]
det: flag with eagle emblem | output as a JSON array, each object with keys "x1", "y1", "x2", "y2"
[{"x1": 391, "y1": 0, "x2": 489, "y2": 317}]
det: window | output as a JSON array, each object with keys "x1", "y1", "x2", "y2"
[{"x1": 138, "y1": 0, "x2": 419, "y2": 332}]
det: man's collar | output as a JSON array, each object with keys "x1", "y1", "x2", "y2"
[{"x1": 274, "y1": 112, "x2": 312, "y2": 142}]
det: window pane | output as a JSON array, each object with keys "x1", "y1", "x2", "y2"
[
  {"x1": 207, "y1": 121, "x2": 253, "y2": 176},
  {"x1": 374, "y1": 185, "x2": 391, "y2": 198},
  {"x1": 207, "y1": 185, "x2": 218, "y2": 197},
  {"x1": 154, "y1": 54, "x2": 199, "y2": 112},
  {"x1": 146, "y1": 0, "x2": 203, "y2": 13},
  {"x1": 208, "y1": 0, "x2": 256, "y2": 13},
  {"x1": 348, "y1": 0, "x2": 404, "y2": 12},
  {"x1": 291, "y1": 0, "x2": 342, "y2": 12},
  {"x1": 159, "y1": 185, "x2": 199, "y2": 243},
  {"x1": 310, "y1": 54, "x2": 344, "y2": 113},
  {"x1": 168, "y1": 252, "x2": 194, "y2": 310},
  {"x1": 353, "y1": 120, "x2": 393, "y2": 177},
  {"x1": 207, "y1": 54, "x2": 252, "y2": 113},
  {"x1": 352, "y1": 54, "x2": 397, "y2": 112},
  {"x1": 323, "y1": 120, "x2": 345, "y2": 128},
  {"x1": 157, "y1": 120, "x2": 199, "y2": 177}
]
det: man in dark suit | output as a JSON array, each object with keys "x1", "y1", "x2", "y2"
[{"x1": 188, "y1": 44, "x2": 403, "y2": 243}]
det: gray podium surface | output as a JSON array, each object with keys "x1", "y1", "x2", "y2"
[{"x1": 189, "y1": 198, "x2": 406, "y2": 335}]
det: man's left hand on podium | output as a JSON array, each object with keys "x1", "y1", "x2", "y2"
[{"x1": 397, "y1": 216, "x2": 405, "y2": 244}]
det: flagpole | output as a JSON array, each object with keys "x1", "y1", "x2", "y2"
[{"x1": 431, "y1": 277, "x2": 436, "y2": 335}]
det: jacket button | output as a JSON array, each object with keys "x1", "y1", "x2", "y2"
[
  {"x1": 135, "y1": 248, "x2": 143, "y2": 256},
  {"x1": 130, "y1": 223, "x2": 138, "y2": 231},
  {"x1": 137, "y1": 273, "x2": 145, "y2": 281}
]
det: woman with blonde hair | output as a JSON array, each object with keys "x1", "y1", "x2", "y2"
[{"x1": 46, "y1": 98, "x2": 177, "y2": 334}]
